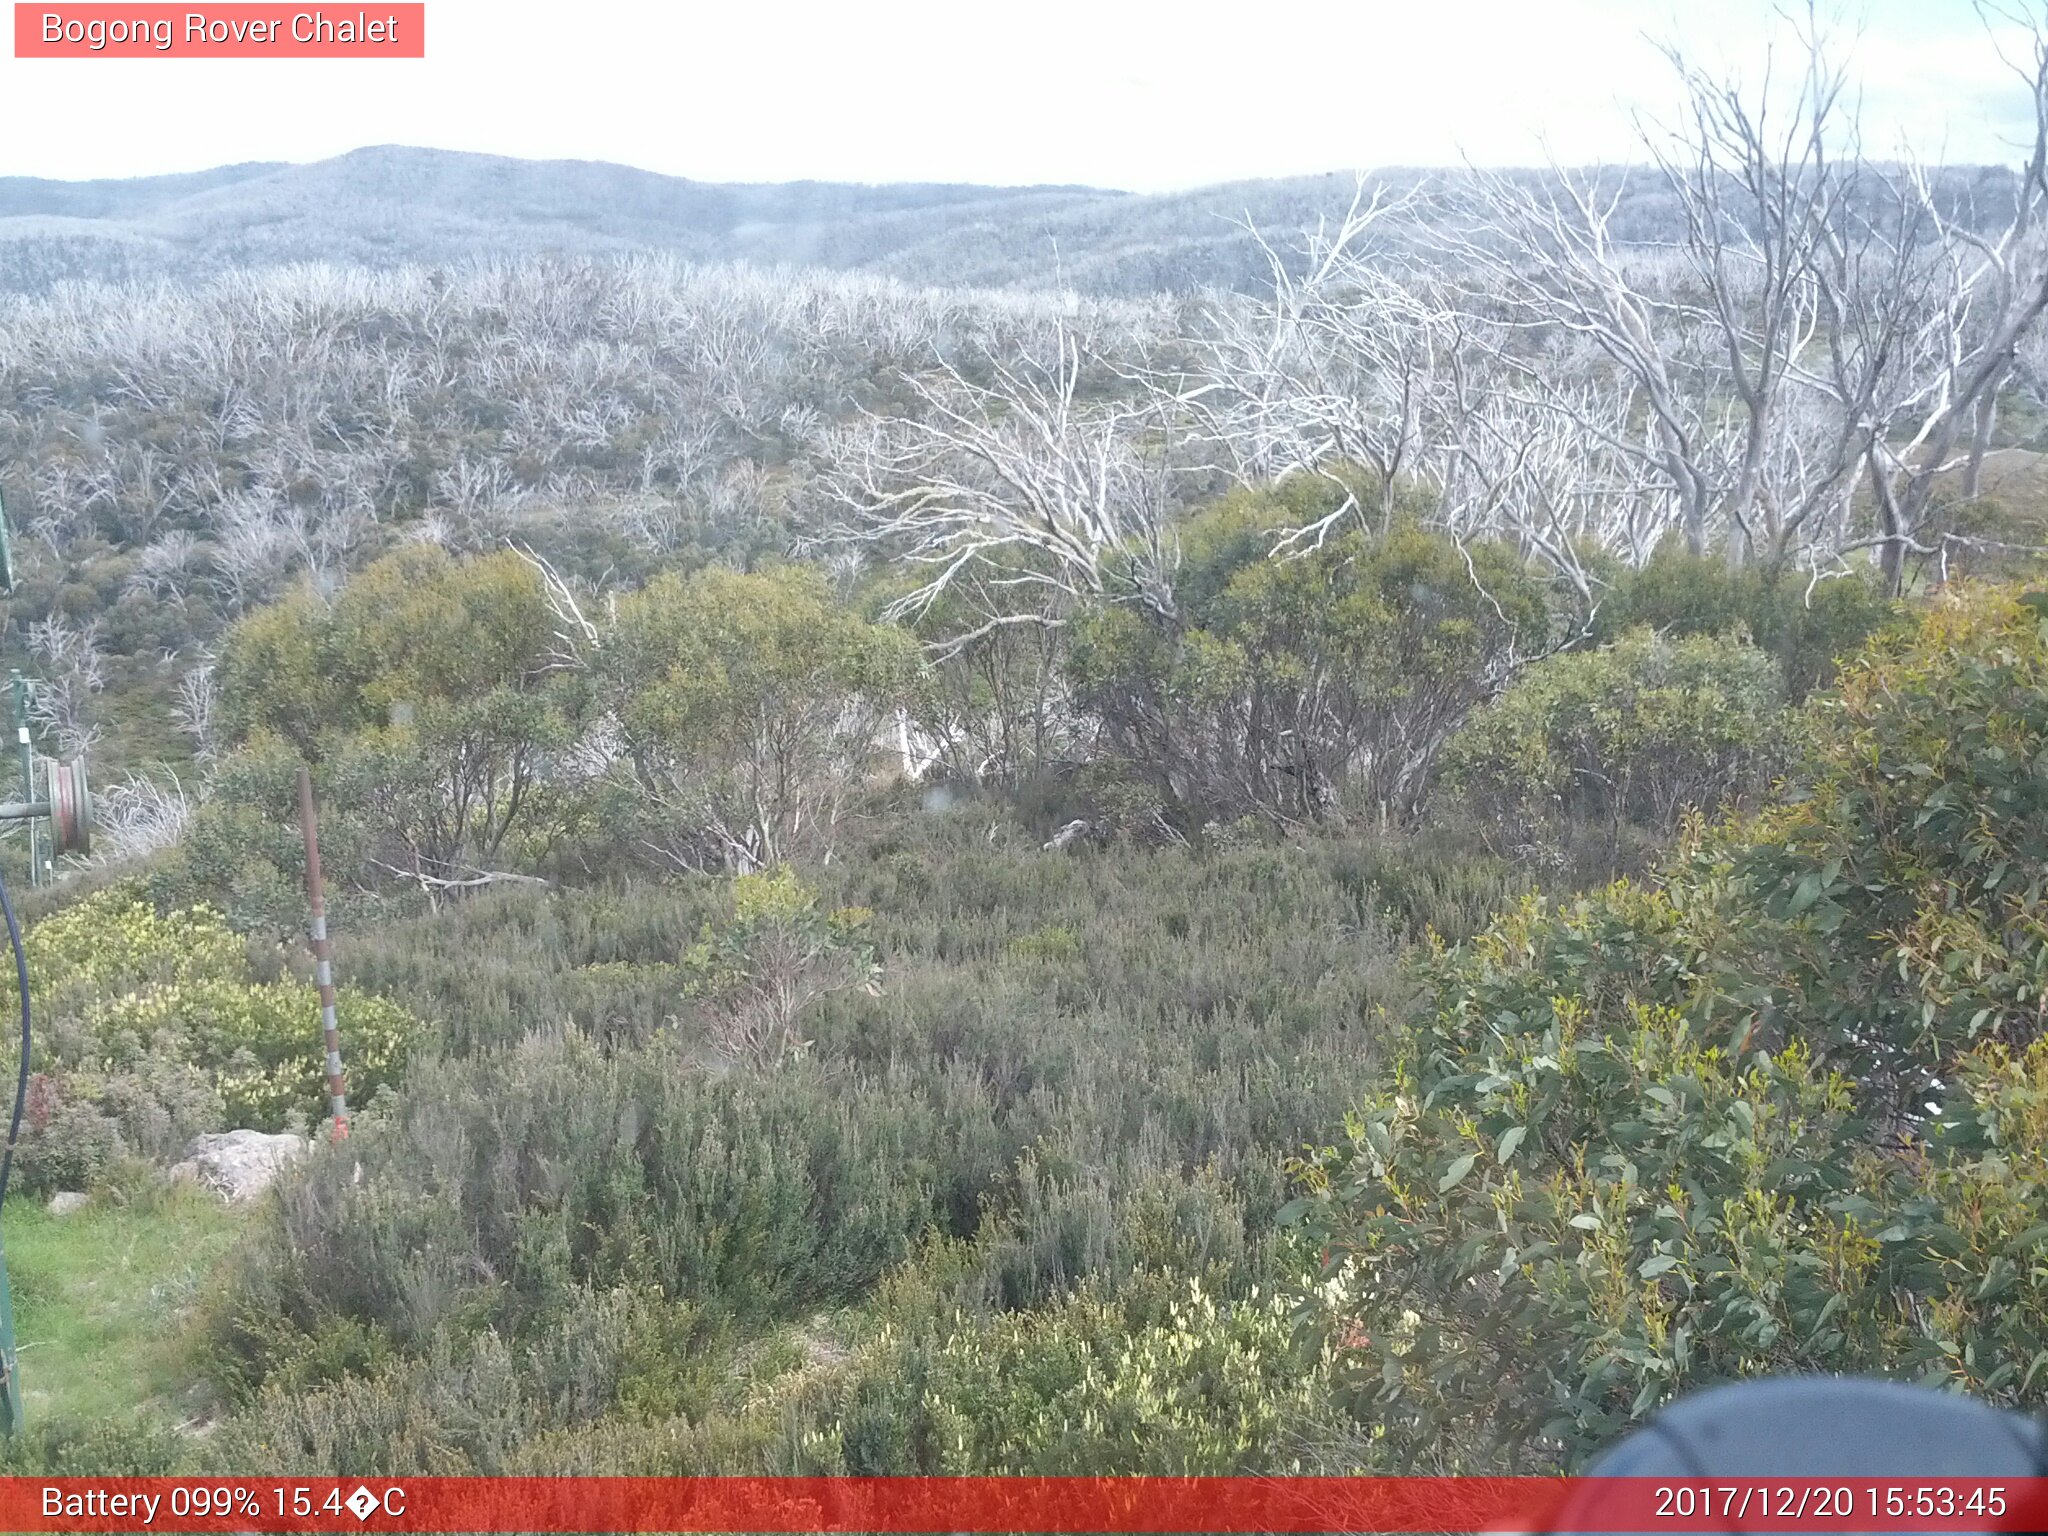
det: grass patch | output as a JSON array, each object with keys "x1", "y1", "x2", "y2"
[{"x1": 6, "y1": 1185, "x2": 244, "y2": 1428}]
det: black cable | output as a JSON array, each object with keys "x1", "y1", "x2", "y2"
[{"x1": 0, "y1": 861, "x2": 28, "y2": 1211}]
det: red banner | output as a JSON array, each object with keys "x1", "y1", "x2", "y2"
[
  {"x1": 13, "y1": 1476, "x2": 2048, "y2": 1532},
  {"x1": 14, "y1": 5, "x2": 424, "y2": 57}
]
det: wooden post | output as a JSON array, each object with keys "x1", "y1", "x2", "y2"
[{"x1": 297, "y1": 766, "x2": 348, "y2": 1142}]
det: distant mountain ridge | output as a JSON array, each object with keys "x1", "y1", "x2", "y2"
[
  {"x1": 0, "y1": 159, "x2": 287, "y2": 218},
  {"x1": 4, "y1": 144, "x2": 2012, "y2": 298},
  {"x1": 0, "y1": 145, "x2": 1405, "y2": 295},
  {"x1": 0, "y1": 146, "x2": 1106, "y2": 291}
]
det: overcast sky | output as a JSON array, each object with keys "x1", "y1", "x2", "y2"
[{"x1": 0, "y1": 0, "x2": 2034, "y2": 190}]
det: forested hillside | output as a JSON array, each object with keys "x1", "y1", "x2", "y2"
[
  {"x1": 11, "y1": 11, "x2": 2048, "y2": 1482},
  {"x1": 2, "y1": 147, "x2": 2024, "y2": 298},
  {"x1": 0, "y1": 149, "x2": 1110, "y2": 293}
]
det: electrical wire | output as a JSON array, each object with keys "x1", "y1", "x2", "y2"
[{"x1": 0, "y1": 861, "x2": 27, "y2": 1211}]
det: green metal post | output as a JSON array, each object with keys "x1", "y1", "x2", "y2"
[
  {"x1": 0, "y1": 1229, "x2": 20, "y2": 1434},
  {"x1": 9, "y1": 676, "x2": 34, "y2": 890},
  {"x1": 1, "y1": 488, "x2": 28, "y2": 889},
  {"x1": 0, "y1": 491, "x2": 27, "y2": 1431}
]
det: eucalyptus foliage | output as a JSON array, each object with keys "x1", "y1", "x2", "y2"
[
  {"x1": 1069, "y1": 482, "x2": 1549, "y2": 825},
  {"x1": 1444, "y1": 626, "x2": 1799, "y2": 858},
  {"x1": 1291, "y1": 582, "x2": 2048, "y2": 1470}
]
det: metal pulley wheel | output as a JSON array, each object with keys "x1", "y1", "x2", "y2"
[{"x1": 40, "y1": 755, "x2": 90, "y2": 857}]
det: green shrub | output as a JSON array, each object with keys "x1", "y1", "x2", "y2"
[
  {"x1": 205, "y1": 547, "x2": 586, "y2": 915},
  {"x1": 1323, "y1": 823, "x2": 1540, "y2": 943},
  {"x1": 201, "y1": 813, "x2": 1420, "y2": 1476},
  {"x1": 601, "y1": 564, "x2": 921, "y2": 872},
  {"x1": 15, "y1": 887, "x2": 246, "y2": 1004},
  {"x1": 1068, "y1": 487, "x2": 1551, "y2": 824},
  {"x1": 1295, "y1": 1015, "x2": 2048, "y2": 1470},
  {"x1": 1594, "y1": 543, "x2": 1893, "y2": 700},
  {"x1": 1292, "y1": 581, "x2": 2048, "y2": 1472},
  {"x1": 1292, "y1": 991, "x2": 1869, "y2": 1469},
  {"x1": 87, "y1": 1061, "x2": 224, "y2": 1164},
  {"x1": 1444, "y1": 627, "x2": 1800, "y2": 857},
  {"x1": 6, "y1": 890, "x2": 424, "y2": 1183},
  {"x1": 0, "y1": 1415, "x2": 191, "y2": 1476},
  {"x1": 203, "y1": 1285, "x2": 723, "y2": 1476},
  {"x1": 154, "y1": 740, "x2": 351, "y2": 937},
  {"x1": 790, "y1": 1280, "x2": 1332, "y2": 1475},
  {"x1": 682, "y1": 866, "x2": 879, "y2": 1064},
  {"x1": 1008, "y1": 924, "x2": 1083, "y2": 965},
  {"x1": 90, "y1": 978, "x2": 418, "y2": 1130},
  {"x1": 16, "y1": 1074, "x2": 122, "y2": 1196},
  {"x1": 1726, "y1": 584, "x2": 2048, "y2": 1114},
  {"x1": 206, "y1": 1033, "x2": 953, "y2": 1392},
  {"x1": 329, "y1": 879, "x2": 724, "y2": 1057}
]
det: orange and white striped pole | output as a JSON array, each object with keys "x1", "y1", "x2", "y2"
[{"x1": 296, "y1": 765, "x2": 348, "y2": 1142}]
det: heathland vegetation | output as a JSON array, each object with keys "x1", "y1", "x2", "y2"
[{"x1": 10, "y1": 10, "x2": 2048, "y2": 1480}]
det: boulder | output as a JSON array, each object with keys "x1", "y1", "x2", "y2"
[
  {"x1": 1042, "y1": 818, "x2": 1094, "y2": 852},
  {"x1": 170, "y1": 1129, "x2": 309, "y2": 1203},
  {"x1": 46, "y1": 1191, "x2": 88, "y2": 1216}
]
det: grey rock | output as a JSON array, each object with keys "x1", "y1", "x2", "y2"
[
  {"x1": 1043, "y1": 818, "x2": 1094, "y2": 852},
  {"x1": 46, "y1": 1191, "x2": 88, "y2": 1216},
  {"x1": 169, "y1": 1129, "x2": 309, "y2": 1204}
]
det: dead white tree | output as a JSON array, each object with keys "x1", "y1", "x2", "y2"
[
  {"x1": 93, "y1": 770, "x2": 192, "y2": 863},
  {"x1": 25, "y1": 615, "x2": 107, "y2": 755},
  {"x1": 1155, "y1": 179, "x2": 1640, "y2": 619},
  {"x1": 1436, "y1": 367, "x2": 1660, "y2": 608},
  {"x1": 206, "y1": 491, "x2": 303, "y2": 612},
  {"x1": 1633, "y1": 22, "x2": 1856, "y2": 565},
  {"x1": 125, "y1": 529, "x2": 204, "y2": 603},
  {"x1": 820, "y1": 325, "x2": 1178, "y2": 655},
  {"x1": 508, "y1": 540, "x2": 600, "y2": 674},
  {"x1": 1165, "y1": 181, "x2": 1451, "y2": 545},
  {"x1": 1424, "y1": 162, "x2": 1743, "y2": 563},
  {"x1": 1181, "y1": 5, "x2": 2048, "y2": 599},
  {"x1": 1440, "y1": 6, "x2": 2048, "y2": 591},
  {"x1": 173, "y1": 656, "x2": 219, "y2": 762},
  {"x1": 1811, "y1": 6, "x2": 2048, "y2": 589}
]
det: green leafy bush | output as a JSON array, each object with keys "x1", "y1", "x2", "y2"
[
  {"x1": 601, "y1": 564, "x2": 921, "y2": 872},
  {"x1": 203, "y1": 547, "x2": 585, "y2": 917},
  {"x1": 1593, "y1": 543, "x2": 1893, "y2": 700},
  {"x1": 1727, "y1": 584, "x2": 2048, "y2": 1115},
  {"x1": 6, "y1": 889, "x2": 423, "y2": 1188},
  {"x1": 790, "y1": 1280, "x2": 1332, "y2": 1475},
  {"x1": 1443, "y1": 627, "x2": 1799, "y2": 857},
  {"x1": 20, "y1": 888, "x2": 246, "y2": 1002},
  {"x1": 1068, "y1": 483, "x2": 1551, "y2": 824},
  {"x1": 1291, "y1": 581, "x2": 2048, "y2": 1471},
  {"x1": 90, "y1": 978, "x2": 418, "y2": 1130},
  {"x1": 155, "y1": 740, "x2": 353, "y2": 937},
  {"x1": 682, "y1": 866, "x2": 880, "y2": 1064}
]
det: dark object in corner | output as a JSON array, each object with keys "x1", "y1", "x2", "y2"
[{"x1": 1552, "y1": 1378, "x2": 2047, "y2": 1534}]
